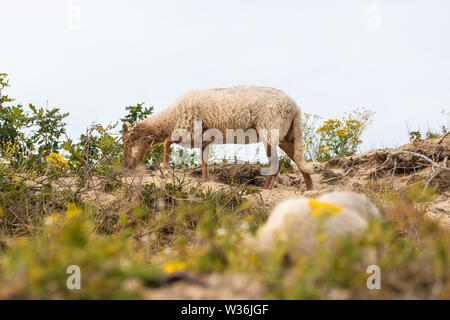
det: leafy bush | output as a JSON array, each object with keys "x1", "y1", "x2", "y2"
[
  {"x1": 0, "y1": 73, "x2": 25, "y2": 150},
  {"x1": 121, "y1": 102, "x2": 153, "y2": 125},
  {"x1": 0, "y1": 74, "x2": 68, "y2": 170},
  {"x1": 303, "y1": 108, "x2": 374, "y2": 162},
  {"x1": 62, "y1": 122, "x2": 122, "y2": 176},
  {"x1": 409, "y1": 131, "x2": 422, "y2": 142}
]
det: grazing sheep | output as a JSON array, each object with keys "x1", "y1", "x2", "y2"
[
  {"x1": 122, "y1": 86, "x2": 313, "y2": 190},
  {"x1": 253, "y1": 192, "x2": 381, "y2": 253}
]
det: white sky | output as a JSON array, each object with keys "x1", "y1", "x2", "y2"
[{"x1": 1, "y1": 0, "x2": 449, "y2": 157}]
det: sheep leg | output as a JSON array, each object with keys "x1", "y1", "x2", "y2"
[
  {"x1": 263, "y1": 175, "x2": 276, "y2": 189},
  {"x1": 262, "y1": 143, "x2": 280, "y2": 189},
  {"x1": 201, "y1": 143, "x2": 210, "y2": 181},
  {"x1": 293, "y1": 115, "x2": 314, "y2": 190},
  {"x1": 161, "y1": 136, "x2": 172, "y2": 172},
  {"x1": 280, "y1": 141, "x2": 313, "y2": 190},
  {"x1": 301, "y1": 171, "x2": 313, "y2": 190}
]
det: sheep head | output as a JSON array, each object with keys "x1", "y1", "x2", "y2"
[{"x1": 122, "y1": 121, "x2": 152, "y2": 169}]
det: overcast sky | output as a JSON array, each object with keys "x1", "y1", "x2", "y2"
[{"x1": 1, "y1": 0, "x2": 449, "y2": 154}]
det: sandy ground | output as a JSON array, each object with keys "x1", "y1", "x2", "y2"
[
  {"x1": 60, "y1": 137, "x2": 448, "y2": 299},
  {"x1": 108, "y1": 137, "x2": 449, "y2": 229}
]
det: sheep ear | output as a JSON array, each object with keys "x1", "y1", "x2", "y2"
[{"x1": 122, "y1": 121, "x2": 131, "y2": 134}]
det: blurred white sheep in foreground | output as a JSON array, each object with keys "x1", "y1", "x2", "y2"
[{"x1": 254, "y1": 192, "x2": 381, "y2": 253}]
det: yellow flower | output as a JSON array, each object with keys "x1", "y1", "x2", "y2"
[
  {"x1": 105, "y1": 243, "x2": 118, "y2": 254},
  {"x1": 28, "y1": 266, "x2": 44, "y2": 280},
  {"x1": 45, "y1": 152, "x2": 70, "y2": 170},
  {"x1": 309, "y1": 198, "x2": 342, "y2": 217},
  {"x1": 44, "y1": 213, "x2": 62, "y2": 226},
  {"x1": 0, "y1": 207, "x2": 4, "y2": 218},
  {"x1": 65, "y1": 204, "x2": 82, "y2": 219},
  {"x1": 317, "y1": 233, "x2": 328, "y2": 242},
  {"x1": 163, "y1": 261, "x2": 187, "y2": 274}
]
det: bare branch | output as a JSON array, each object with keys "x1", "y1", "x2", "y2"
[
  {"x1": 390, "y1": 151, "x2": 450, "y2": 172},
  {"x1": 438, "y1": 131, "x2": 450, "y2": 144},
  {"x1": 424, "y1": 156, "x2": 448, "y2": 190},
  {"x1": 389, "y1": 157, "x2": 398, "y2": 186},
  {"x1": 320, "y1": 168, "x2": 352, "y2": 183}
]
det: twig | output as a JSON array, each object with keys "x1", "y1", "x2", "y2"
[
  {"x1": 320, "y1": 168, "x2": 352, "y2": 183},
  {"x1": 369, "y1": 152, "x2": 391, "y2": 180},
  {"x1": 424, "y1": 156, "x2": 448, "y2": 190},
  {"x1": 389, "y1": 157, "x2": 398, "y2": 186},
  {"x1": 389, "y1": 151, "x2": 450, "y2": 172},
  {"x1": 438, "y1": 131, "x2": 450, "y2": 144}
]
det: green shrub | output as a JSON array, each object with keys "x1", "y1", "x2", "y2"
[
  {"x1": 0, "y1": 74, "x2": 69, "y2": 170},
  {"x1": 120, "y1": 102, "x2": 153, "y2": 125},
  {"x1": 407, "y1": 110, "x2": 449, "y2": 142},
  {"x1": 303, "y1": 108, "x2": 374, "y2": 162}
]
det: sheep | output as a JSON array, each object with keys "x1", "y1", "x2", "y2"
[
  {"x1": 253, "y1": 192, "x2": 381, "y2": 253},
  {"x1": 122, "y1": 85, "x2": 313, "y2": 190}
]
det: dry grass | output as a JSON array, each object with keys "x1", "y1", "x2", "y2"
[{"x1": 0, "y1": 138, "x2": 449, "y2": 299}]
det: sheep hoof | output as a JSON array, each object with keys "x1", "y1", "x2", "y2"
[
  {"x1": 301, "y1": 172, "x2": 314, "y2": 190},
  {"x1": 262, "y1": 176, "x2": 275, "y2": 189},
  {"x1": 161, "y1": 166, "x2": 169, "y2": 173}
]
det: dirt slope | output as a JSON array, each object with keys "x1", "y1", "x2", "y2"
[
  {"x1": 73, "y1": 137, "x2": 449, "y2": 299},
  {"x1": 114, "y1": 137, "x2": 449, "y2": 228}
]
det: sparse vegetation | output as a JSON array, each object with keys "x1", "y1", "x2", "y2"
[
  {"x1": 0, "y1": 74, "x2": 449, "y2": 299},
  {"x1": 407, "y1": 109, "x2": 449, "y2": 142}
]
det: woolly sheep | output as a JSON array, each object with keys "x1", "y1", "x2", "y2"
[
  {"x1": 253, "y1": 192, "x2": 381, "y2": 253},
  {"x1": 122, "y1": 86, "x2": 313, "y2": 190}
]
